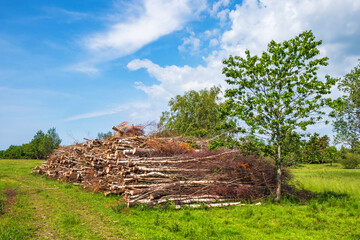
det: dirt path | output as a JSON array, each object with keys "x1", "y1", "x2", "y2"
[
  {"x1": 3, "y1": 174, "x2": 134, "y2": 240},
  {"x1": 0, "y1": 188, "x2": 17, "y2": 214}
]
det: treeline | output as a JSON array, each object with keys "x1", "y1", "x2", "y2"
[
  {"x1": 220, "y1": 132, "x2": 338, "y2": 165},
  {"x1": 159, "y1": 84, "x2": 360, "y2": 169},
  {"x1": 214, "y1": 132, "x2": 359, "y2": 169},
  {"x1": 0, "y1": 128, "x2": 61, "y2": 159},
  {"x1": 158, "y1": 44, "x2": 360, "y2": 171},
  {"x1": 158, "y1": 86, "x2": 359, "y2": 168}
]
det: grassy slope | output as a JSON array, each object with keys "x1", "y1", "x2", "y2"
[{"x1": 0, "y1": 160, "x2": 359, "y2": 240}]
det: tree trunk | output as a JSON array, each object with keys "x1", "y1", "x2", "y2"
[{"x1": 275, "y1": 141, "x2": 282, "y2": 202}]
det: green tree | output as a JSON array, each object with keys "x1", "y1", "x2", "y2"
[
  {"x1": 40, "y1": 128, "x2": 61, "y2": 158},
  {"x1": 240, "y1": 135, "x2": 266, "y2": 157},
  {"x1": 280, "y1": 131, "x2": 304, "y2": 166},
  {"x1": 301, "y1": 133, "x2": 329, "y2": 164},
  {"x1": 160, "y1": 86, "x2": 227, "y2": 138},
  {"x1": 97, "y1": 131, "x2": 113, "y2": 140},
  {"x1": 333, "y1": 60, "x2": 360, "y2": 149},
  {"x1": 221, "y1": 30, "x2": 340, "y2": 201},
  {"x1": 0, "y1": 128, "x2": 61, "y2": 159},
  {"x1": 325, "y1": 146, "x2": 338, "y2": 166},
  {"x1": 27, "y1": 130, "x2": 46, "y2": 159},
  {"x1": 0, "y1": 145, "x2": 25, "y2": 159}
]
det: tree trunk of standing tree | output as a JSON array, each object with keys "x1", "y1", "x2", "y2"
[{"x1": 275, "y1": 142, "x2": 282, "y2": 202}]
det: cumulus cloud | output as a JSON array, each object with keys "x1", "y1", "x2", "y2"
[
  {"x1": 221, "y1": 0, "x2": 360, "y2": 71},
  {"x1": 210, "y1": 0, "x2": 231, "y2": 17},
  {"x1": 209, "y1": 38, "x2": 219, "y2": 47},
  {"x1": 130, "y1": 0, "x2": 360, "y2": 100},
  {"x1": 82, "y1": 0, "x2": 207, "y2": 62},
  {"x1": 127, "y1": 58, "x2": 223, "y2": 101},
  {"x1": 127, "y1": 0, "x2": 360, "y2": 136},
  {"x1": 203, "y1": 29, "x2": 220, "y2": 38},
  {"x1": 178, "y1": 32, "x2": 201, "y2": 54}
]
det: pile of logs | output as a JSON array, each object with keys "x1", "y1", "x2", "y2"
[{"x1": 34, "y1": 135, "x2": 280, "y2": 207}]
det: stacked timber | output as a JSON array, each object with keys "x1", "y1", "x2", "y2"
[{"x1": 34, "y1": 135, "x2": 280, "y2": 207}]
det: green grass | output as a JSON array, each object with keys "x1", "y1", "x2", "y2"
[
  {"x1": 0, "y1": 159, "x2": 359, "y2": 239},
  {"x1": 291, "y1": 163, "x2": 360, "y2": 198}
]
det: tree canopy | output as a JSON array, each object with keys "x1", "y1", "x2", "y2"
[
  {"x1": 301, "y1": 133, "x2": 329, "y2": 164},
  {"x1": 160, "y1": 86, "x2": 226, "y2": 138},
  {"x1": 97, "y1": 131, "x2": 113, "y2": 140},
  {"x1": 0, "y1": 128, "x2": 61, "y2": 159},
  {"x1": 333, "y1": 60, "x2": 360, "y2": 149},
  {"x1": 221, "y1": 30, "x2": 341, "y2": 201}
]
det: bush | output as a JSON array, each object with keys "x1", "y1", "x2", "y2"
[
  {"x1": 339, "y1": 153, "x2": 360, "y2": 169},
  {"x1": 0, "y1": 128, "x2": 61, "y2": 159}
]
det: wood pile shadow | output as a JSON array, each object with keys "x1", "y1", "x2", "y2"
[{"x1": 34, "y1": 129, "x2": 288, "y2": 207}]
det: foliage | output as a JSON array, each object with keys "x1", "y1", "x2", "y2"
[
  {"x1": 324, "y1": 146, "x2": 339, "y2": 165},
  {"x1": 208, "y1": 134, "x2": 241, "y2": 150},
  {"x1": 210, "y1": 131, "x2": 304, "y2": 167},
  {"x1": 97, "y1": 131, "x2": 113, "y2": 140},
  {"x1": 333, "y1": 60, "x2": 360, "y2": 148},
  {"x1": 0, "y1": 145, "x2": 25, "y2": 159},
  {"x1": 0, "y1": 128, "x2": 61, "y2": 159},
  {"x1": 221, "y1": 30, "x2": 341, "y2": 201},
  {"x1": 301, "y1": 133, "x2": 329, "y2": 164},
  {"x1": 160, "y1": 86, "x2": 229, "y2": 139},
  {"x1": 238, "y1": 135, "x2": 266, "y2": 157},
  {"x1": 338, "y1": 152, "x2": 360, "y2": 169}
]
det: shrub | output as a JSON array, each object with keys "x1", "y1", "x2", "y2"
[{"x1": 339, "y1": 153, "x2": 360, "y2": 169}]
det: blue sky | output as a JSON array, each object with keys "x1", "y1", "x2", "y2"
[{"x1": 1, "y1": 0, "x2": 359, "y2": 149}]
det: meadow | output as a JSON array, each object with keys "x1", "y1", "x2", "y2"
[{"x1": 0, "y1": 159, "x2": 359, "y2": 239}]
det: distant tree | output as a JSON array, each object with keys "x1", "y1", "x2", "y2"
[
  {"x1": 0, "y1": 128, "x2": 61, "y2": 159},
  {"x1": 280, "y1": 131, "x2": 304, "y2": 166},
  {"x1": 221, "y1": 31, "x2": 341, "y2": 202},
  {"x1": 26, "y1": 128, "x2": 61, "y2": 159},
  {"x1": 333, "y1": 60, "x2": 360, "y2": 149},
  {"x1": 301, "y1": 133, "x2": 329, "y2": 164},
  {"x1": 160, "y1": 86, "x2": 227, "y2": 138},
  {"x1": 26, "y1": 130, "x2": 46, "y2": 159},
  {"x1": 0, "y1": 145, "x2": 25, "y2": 159},
  {"x1": 338, "y1": 151, "x2": 360, "y2": 169},
  {"x1": 41, "y1": 128, "x2": 61, "y2": 158},
  {"x1": 97, "y1": 131, "x2": 113, "y2": 140},
  {"x1": 325, "y1": 146, "x2": 339, "y2": 166}
]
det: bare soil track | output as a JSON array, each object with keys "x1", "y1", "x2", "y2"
[{"x1": 0, "y1": 166, "x2": 134, "y2": 240}]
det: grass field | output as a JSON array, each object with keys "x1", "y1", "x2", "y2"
[{"x1": 0, "y1": 160, "x2": 359, "y2": 240}]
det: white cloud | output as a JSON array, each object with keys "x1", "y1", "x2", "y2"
[
  {"x1": 209, "y1": 38, "x2": 219, "y2": 47},
  {"x1": 127, "y1": 0, "x2": 360, "y2": 137},
  {"x1": 216, "y1": 9, "x2": 230, "y2": 24},
  {"x1": 209, "y1": 0, "x2": 231, "y2": 24},
  {"x1": 65, "y1": 64, "x2": 99, "y2": 75},
  {"x1": 221, "y1": 0, "x2": 360, "y2": 68},
  {"x1": 65, "y1": 102, "x2": 151, "y2": 121},
  {"x1": 127, "y1": 59, "x2": 223, "y2": 101},
  {"x1": 81, "y1": 0, "x2": 207, "y2": 63},
  {"x1": 210, "y1": 0, "x2": 231, "y2": 17},
  {"x1": 130, "y1": 0, "x2": 360, "y2": 100},
  {"x1": 178, "y1": 32, "x2": 201, "y2": 54},
  {"x1": 204, "y1": 29, "x2": 220, "y2": 38}
]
